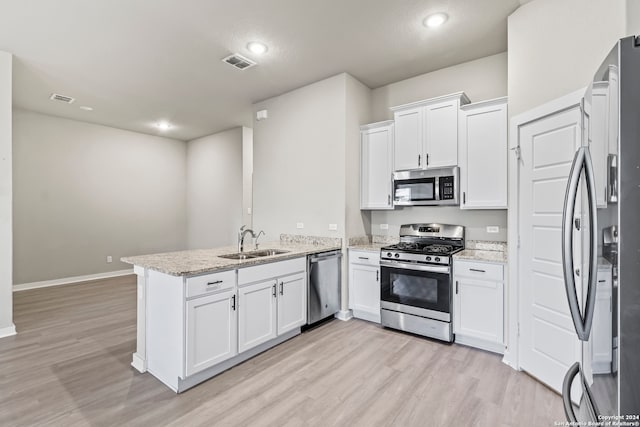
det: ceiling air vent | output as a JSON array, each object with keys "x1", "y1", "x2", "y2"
[
  {"x1": 221, "y1": 53, "x2": 257, "y2": 70},
  {"x1": 49, "y1": 93, "x2": 75, "y2": 104}
]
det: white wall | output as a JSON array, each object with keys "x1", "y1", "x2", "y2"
[
  {"x1": 370, "y1": 52, "x2": 508, "y2": 122},
  {"x1": 345, "y1": 74, "x2": 372, "y2": 240},
  {"x1": 0, "y1": 51, "x2": 13, "y2": 334},
  {"x1": 242, "y1": 127, "x2": 253, "y2": 228},
  {"x1": 252, "y1": 74, "x2": 347, "y2": 240},
  {"x1": 627, "y1": 0, "x2": 640, "y2": 35},
  {"x1": 12, "y1": 110, "x2": 188, "y2": 284},
  {"x1": 508, "y1": 0, "x2": 626, "y2": 118},
  {"x1": 187, "y1": 127, "x2": 244, "y2": 249},
  {"x1": 369, "y1": 53, "x2": 509, "y2": 242}
]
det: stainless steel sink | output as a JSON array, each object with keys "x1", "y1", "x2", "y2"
[
  {"x1": 219, "y1": 249, "x2": 289, "y2": 260},
  {"x1": 250, "y1": 249, "x2": 290, "y2": 257},
  {"x1": 218, "y1": 253, "x2": 258, "y2": 260}
]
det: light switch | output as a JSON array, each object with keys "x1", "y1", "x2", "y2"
[
  {"x1": 486, "y1": 226, "x2": 500, "y2": 233},
  {"x1": 106, "y1": 255, "x2": 113, "y2": 263}
]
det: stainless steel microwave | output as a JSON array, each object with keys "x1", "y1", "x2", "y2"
[{"x1": 393, "y1": 167, "x2": 459, "y2": 206}]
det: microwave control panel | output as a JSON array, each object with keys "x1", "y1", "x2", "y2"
[{"x1": 439, "y1": 176, "x2": 455, "y2": 200}]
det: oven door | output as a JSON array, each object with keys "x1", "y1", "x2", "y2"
[
  {"x1": 380, "y1": 261, "x2": 451, "y2": 321},
  {"x1": 393, "y1": 177, "x2": 437, "y2": 205}
]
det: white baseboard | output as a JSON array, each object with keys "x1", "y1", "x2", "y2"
[
  {"x1": 131, "y1": 353, "x2": 147, "y2": 373},
  {"x1": 0, "y1": 324, "x2": 16, "y2": 339},
  {"x1": 335, "y1": 309, "x2": 353, "y2": 321},
  {"x1": 13, "y1": 269, "x2": 134, "y2": 292}
]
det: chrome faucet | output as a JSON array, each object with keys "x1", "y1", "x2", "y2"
[
  {"x1": 238, "y1": 225, "x2": 256, "y2": 253},
  {"x1": 254, "y1": 230, "x2": 265, "y2": 250}
]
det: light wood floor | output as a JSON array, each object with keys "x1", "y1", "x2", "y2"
[{"x1": 1, "y1": 276, "x2": 565, "y2": 426}]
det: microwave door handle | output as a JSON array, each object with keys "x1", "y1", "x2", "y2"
[
  {"x1": 435, "y1": 176, "x2": 440, "y2": 201},
  {"x1": 562, "y1": 147, "x2": 589, "y2": 340}
]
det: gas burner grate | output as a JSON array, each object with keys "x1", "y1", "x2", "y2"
[{"x1": 423, "y1": 244, "x2": 453, "y2": 254}]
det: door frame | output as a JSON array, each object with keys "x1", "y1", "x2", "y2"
[{"x1": 504, "y1": 88, "x2": 585, "y2": 370}]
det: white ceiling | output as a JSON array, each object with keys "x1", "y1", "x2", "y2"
[{"x1": 0, "y1": 0, "x2": 519, "y2": 141}]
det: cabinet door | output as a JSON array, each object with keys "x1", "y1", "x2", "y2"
[
  {"x1": 393, "y1": 107, "x2": 423, "y2": 171},
  {"x1": 459, "y1": 100, "x2": 508, "y2": 209},
  {"x1": 185, "y1": 289, "x2": 237, "y2": 376},
  {"x1": 349, "y1": 263, "x2": 380, "y2": 323},
  {"x1": 238, "y1": 280, "x2": 277, "y2": 353},
  {"x1": 277, "y1": 272, "x2": 307, "y2": 335},
  {"x1": 424, "y1": 100, "x2": 458, "y2": 168},
  {"x1": 361, "y1": 125, "x2": 394, "y2": 210},
  {"x1": 454, "y1": 277, "x2": 503, "y2": 345}
]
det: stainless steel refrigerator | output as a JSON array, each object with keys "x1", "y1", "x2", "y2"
[{"x1": 561, "y1": 35, "x2": 640, "y2": 421}]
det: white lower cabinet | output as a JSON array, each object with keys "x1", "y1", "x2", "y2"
[
  {"x1": 186, "y1": 289, "x2": 238, "y2": 377},
  {"x1": 348, "y1": 250, "x2": 380, "y2": 323},
  {"x1": 277, "y1": 272, "x2": 307, "y2": 335},
  {"x1": 238, "y1": 257, "x2": 307, "y2": 353},
  {"x1": 453, "y1": 259, "x2": 505, "y2": 354},
  {"x1": 238, "y1": 279, "x2": 278, "y2": 353}
]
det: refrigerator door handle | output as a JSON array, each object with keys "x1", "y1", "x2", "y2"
[
  {"x1": 562, "y1": 147, "x2": 587, "y2": 339},
  {"x1": 562, "y1": 362, "x2": 580, "y2": 422},
  {"x1": 582, "y1": 147, "x2": 598, "y2": 339}
]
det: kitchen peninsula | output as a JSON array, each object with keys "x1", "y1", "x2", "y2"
[{"x1": 122, "y1": 236, "x2": 340, "y2": 392}]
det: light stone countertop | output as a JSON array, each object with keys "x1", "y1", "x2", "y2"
[
  {"x1": 348, "y1": 243, "x2": 388, "y2": 252},
  {"x1": 121, "y1": 241, "x2": 341, "y2": 277},
  {"x1": 454, "y1": 240, "x2": 508, "y2": 264}
]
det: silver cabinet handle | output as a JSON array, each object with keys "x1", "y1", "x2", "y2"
[
  {"x1": 426, "y1": 153, "x2": 429, "y2": 166},
  {"x1": 463, "y1": 192, "x2": 466, "y2": 204},
  {"x1": 231, "y1": 294, "x2": 236, "y2": 311},
  {"x1": 358, "y1": 256, "x2": 369, "y2": 260},
  {"x1": 272, "y1": 283, "x2": 277, "y2": 298},
  {"x1": 561, "y1": 147, "x2": 598, "y2": 341},
  {"x1": 469, "y1": 268, "x2": 485, "y2": 273},
  {"x1": 207, "y1": 280, "x2": 223, "y2": 286},
  {"x1": 376, "y1": 270, "x2": 379, "y2": 282},
  {"x1": 418, "y1": 154, "x2": 421, "y2": 167},
  {"x1": 279, "y1": 281, "x2": 284, "y2": 295},
  {"x1": 562, "y1": 362, "x2": 580, "y2": 423},
  {"x1": 388, "y1": 194, "x2": 391, "y2": 205}
]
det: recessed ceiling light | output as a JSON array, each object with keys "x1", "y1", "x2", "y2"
[
  {"x1": 79, "y1": 106, "x2": 93, "y2": 111},
  {"x1": 424, "y1": 13, "x2": 448, "y2": 28},
  {"x1": 156, "y1": 121, "x2": 172, "y2": 131},
  {"x1": 247, "y1": 41, "x2": 268, "y2": 55}
]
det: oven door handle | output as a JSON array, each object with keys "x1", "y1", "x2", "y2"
[{"x1": 380, "y1": 260, "x2": 450, "y2": 274}]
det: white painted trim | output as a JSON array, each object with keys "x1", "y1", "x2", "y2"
[
  {"x1": 504, "y1": 88, "x2": 585, "y2": 370},
  {"x1": 13, "y1": 269, "x2": 134, "y2": 292},
  {"x1": 460, "y1": 96, "x2": 508, "y2": 110},
  {"x1": 455, "y1": 334, "x2": 505, "y2": 355},
  {"x1": 390, "y1": 91, "x2": 470, "y2": 111},
  {"x1": 131, "y1": 352, "x2": 147, "y2": 373},
  {"x1": 0, "y1": 324, "x2": 16, "y2": 339},
  {"x1": 335, "y1": 309, "x2": 353, "y2": 321}
]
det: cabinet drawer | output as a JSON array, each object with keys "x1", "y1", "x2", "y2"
[
  {"x1": 349, "y1": 250, "x2": 380, "y2": 266},
  {"x1": 455, "y1": 260, "x2": 503, "y2": 281},
  {"x1": 238, "y1": 257, "x2": 306, "y2": 286},
  {"x1": 186, "y1": 270, "x2": 236, "y2": 298}
]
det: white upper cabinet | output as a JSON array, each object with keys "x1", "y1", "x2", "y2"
[
  {"x1": 360, "y1": 121, "x2": 394, "y2": 210},
  {"x1": 391, "y1": 92, "x2": 469, "y2": 171},
  {"x1": 459, "y1": 97, "x2": 508, "y2": 209}
]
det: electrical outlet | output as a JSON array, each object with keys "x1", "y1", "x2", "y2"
[
  {"x1": 329, "y1": 224, "x2": 338, "y2": 231},
  {"x1": 106, "y1": 255, "x2": 113, "y2": 263},
  {"x1": 296, "y1": 222, "x2": 304, "y2": 229},
  {"x1": 486, "y1": 226, "x2": 500, "y2": 233},
  {"x1": 247, "y1": 207, "x2": 252, "y2": 215},
  {"x1": 380, "y1": 224, "x2": 389, "y2": 230}
]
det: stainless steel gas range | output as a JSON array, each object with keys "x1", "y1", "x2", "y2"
[{"x1": 380, "y1": 223, "x2": 464, "y2": 342}]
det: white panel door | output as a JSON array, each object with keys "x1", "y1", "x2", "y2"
[
  {"x1": 393, "y1": 107, "x2": 422, "y2": 171},
  {"x1": 361, "y1": 124, "x2": 394, "y2": 209},
  {"x1": 277, "y1": 272, "x2": 307, "y2": 335},
  {"x1": 238, "y1": 279, "x2": 277, "y2": 353},
  {"x1": 185, "y1": 289, "x2": 237, "y2": 376},
  {"x1": 349, "y1": 264, "x2": 380, "y2": 323},
  {"x1": 424, "y1": 100, "x2": 458, "y2": 168},
  {"x1": 519, "y1": 105, "x2": 582, "y2": 394}
]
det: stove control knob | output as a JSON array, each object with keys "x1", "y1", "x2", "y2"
[
  {"x1": 426, "y1": 256, "x2": 432, "y2": 261},
  {"x1": 386, "y1": 252, "x2": 392, "y2": 258},
  {"x1": 435, "y1": 257, "x2": 441, "y2": 262},
  {"x1": 394, "y1": 253, "x2": 400, "y2": 259}
]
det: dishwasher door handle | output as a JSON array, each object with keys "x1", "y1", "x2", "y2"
[{"x1": 309, "y1": 252, "x2": 343, "y2": 263}]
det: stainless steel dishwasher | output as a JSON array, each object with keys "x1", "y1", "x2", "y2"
[{"x1": 307, "y1": 250, "x2": 342, "y2": 324}]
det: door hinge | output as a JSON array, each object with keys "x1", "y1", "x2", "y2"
[
  {"x1": 517, "y1": 235, "x2": 521, "y2": 248},
  {"x1": 511, "y1": 146, "x2": 521, "y2": 160},
  {"x1": 517, "y1": 322, "x2": 520, "y2": 337}
]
